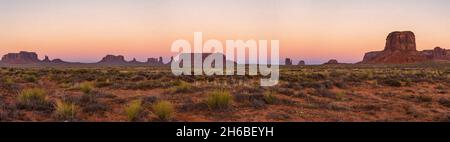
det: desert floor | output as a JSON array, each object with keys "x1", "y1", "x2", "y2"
[{"x1": 0, "y1": 64, "x2": 449, "y2": 122}]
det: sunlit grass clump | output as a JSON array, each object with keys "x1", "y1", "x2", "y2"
[
  {"x1": 124, "y1": 99, "x2": 143, "y2": 121},
  {"x1": 206, "y1": 90, "x2": 233, "y2": 110},
  {"x1": 17, "y1": 88, "x2": 51, "y2": 110},
  {"x1": 79, "y1": 82, "x2": 94, "y2": 94},
  {"x1": 55, "y1": 100, "x2": 77, "y2": 120},
  {"x1": 152, "y1": 101, "x2": 174, "y2": 121},
  {"x1": 171, "y1": 81, "x2": 193, "y2": 94}
]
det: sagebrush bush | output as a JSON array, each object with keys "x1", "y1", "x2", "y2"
[
  {"x1": 79, "y1": 82, "x2": 94, "y2": 94},
  {"x1": 152, "y1": 101, "x2": 174, "y2": 121},
  {"x1": 263, "y1": 91, "x2": 277, "y2": 104},
  {"x1": 17, "y1": 88, "x2": 52, "y2": 110},
  {"x1": 206, "y1": 90, "x2": 233, "y2": 110},
  {"x1": 124, "y1": 99, "x2": 143, "y2": 121},
  {"x1": 55, "y1": 100, "x2": 77, "y2": 120},
  {"x1": 382, "y1": 79, "x2": 402, "y2": 87}
]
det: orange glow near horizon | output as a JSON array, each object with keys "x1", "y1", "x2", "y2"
[{"x1": 0, "y1": 0, "x2": 449, "y2": 64}]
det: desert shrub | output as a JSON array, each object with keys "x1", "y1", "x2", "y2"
[
  {"x1": 382, "y1": 79, "x2": 402, "y2": 87},
  {"x1": 206, "y1": 90, "x2": 233, "y2": 110},
  {"x1": 313, "y1": 87, "x2": 337, "y2": 99},
  {"x1": 438, "y1": 98, "x2": 450, "y2": 108},
  {"x1": 55, "y1": 100, "x2": 77, "y2": 120},
  {"x1": 3, "y1": 77, "x2": 14, "y2": 86},
  {"x1": 142, "y1": 96, "x2": 158, "y2": 105},
  {"x1": 0, "y1": 77, "x2": 20, "y2": 92},
  {"x1": 152, "y1": 101, "x2": 174, "y2": 121},
  {"x1": 16, "y1": 88, "x2": 53, "y2": 111},
  {"x1": 335, "y1": 92, "x2": 346, "y2": 101},
  {"x1": 170, "y1": 81, "x2": 194, "y2": 94},
  {"x1": 416, "y1": 95, "x2": 433, "y2": 103},
  {"x1": 124, "y1": 100, "x2": 143, "y2": 121},
  {"x1": 263, "y1": 91, "x2": 277, "y2": 104},
  {"x1": 435, "y1": 84, "x2": 445, "y2": 90},
  {"x1": 82, "y1": 103, "x2": 109, "y2": 114},
  {"x1": 333, "y1": 80, "x2": 348, "y2": 89},
  {"x1": 79, "y1": 82, "x2": 94, "y2": 94},
  {"x1": 95, "y1": 80, "x2": 113, "y2": 88},
  {"x1": 123, "y1": 80, "x2": 170, "y2": 90},
  {"x1": 234, "y1": 93, "x2": 267, "y2": 108},
  {"x1": 403, "y1": 105, "x2": 424, "y2": 118},
  {"x1": 22, "y1": 74, "x2": 37, "y2": 83}
]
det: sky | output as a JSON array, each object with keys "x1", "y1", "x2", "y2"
[{"x1": 0, "y1": 0, "x2": 449, "y2": 64}]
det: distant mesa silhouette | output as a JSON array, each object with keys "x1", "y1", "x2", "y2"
[
  {"x1": 361, "y1": 31, "x2": 450, "y2": 64},
  {"x1": 324, "y1": 59, "x2": 339, "y2": 65},
  {"x1": 98, "y1": 55, "x2": 127, "y2": 64},
  {"x1": 0, "y1": 51, "x2": 168, "y2": 66},
  {"x1": 174, "y1": 53, "x2": 235, "y2": 68},
  {"x1": 297, "y1": 60, "x2": 305, "y2": 66},
  {"x1": 1, "y1": 51, "x2": 40, "y2": 64}
]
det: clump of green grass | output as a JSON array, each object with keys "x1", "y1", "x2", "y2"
[
  {"x1": 79, "y1": 82, "x2": 94, "y2": 94},
  {"x1": 124, "y1": 99, "x2": 143, "y2": 121},
  {"x1": 55, "y1": 100, "x2": 77, "y2": 120},
  {"x1": 170, "y1": 81, "x2": 193, "y2": 94},
  {"x1": 152, "y1": 101, "x2": 174, "y2": 121},
  {"x1": 206, "y1": 90, "x2": 233, "y2": 110},
  {"x1": 17, "y1": 88, "x2": 52, "y2": 110},
  {"x1": 263, "y1": 91, "x2": 277, "y2": 104}
]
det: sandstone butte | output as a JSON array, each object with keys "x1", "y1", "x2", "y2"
[{"x1": 360, "y1": 31, "x2": 450, "y2": 64}]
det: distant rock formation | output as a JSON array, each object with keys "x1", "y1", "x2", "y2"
[
  {"x1": 285, "y1": 58, "x2": 293, "y2": 65},
  {"x1": 324, "y1": 59, "x2": 339, "y2": 64},
  {"x1": 42, "y1": 56, "x2": 51, "y2": 62},
  {"x1": 361, "y1": 31, "x2": 450, "y2": 64},
  {"x1": 1, "y1": 51, "x2": 40, "y2": 64},
  {"x1": 297, "y1": 60, "x2": 305, "y2": 66},
  {"x1": 98, "y1": 55, "x2": 127, "y2": 64},
  {"x1": 145, "y1": 57, "x2": 165, "y2": 65},
  {"x1": 51, "y1": 59, "x2": 66, "y2": 64},
  {"x1": 174, "y1": 53, "x2": 235, "y2": 68},
  {"x1": 159, "y1": 57, "x2": 164, "y2": 64},
  {"x1": 0, "y1": 51, "x2": 172, "y2": 67},
  {"x1": 147, "y1": 58, "x2": 159, "y2": 64},
  {"x1": 384, "y1": 31, "x2": 416, "y2": 52},
  {"x1": 422, "y1": 47, "x2": 450, "y2": 60}
]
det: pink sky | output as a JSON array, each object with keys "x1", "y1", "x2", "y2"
[{"x1": 0, "y1": 0, "x2": 449, "y2": 64}]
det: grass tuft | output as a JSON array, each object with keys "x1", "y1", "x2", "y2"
[
  {"x1": 206, "y1": 90, "x2": 233, "y2": 110},
  {"x1": 124, "y1": 99, "x2": 143, "y2": 121},
  {"x1": 152, "y1": 101, "x2": 174, "y2": 121}
]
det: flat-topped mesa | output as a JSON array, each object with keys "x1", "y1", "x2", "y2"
[
  {"x1": 1, "y1": 51, "x2": 40, "y2": 64},
  {"x1": 146, "y1": 57, "x2": 165, "y2": 65},
  {"x1": 98, "y1": 55, "x2": 127, "y2": 64},
  {"x1": 384, "y1": 31, "x2": 417, "y2": 52}
]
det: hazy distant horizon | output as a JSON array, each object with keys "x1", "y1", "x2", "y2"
[{"x1": 1, "y1": 0, "x2": 449, "y2": 64}]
